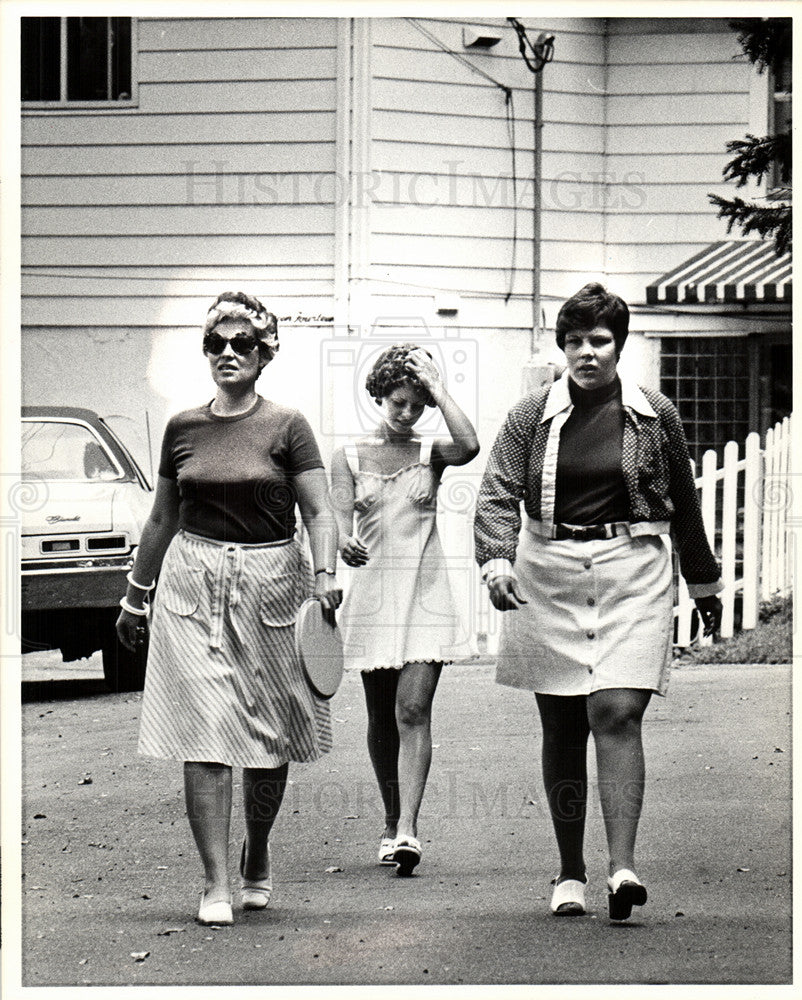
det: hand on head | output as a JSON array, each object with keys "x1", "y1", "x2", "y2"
[{"x1": 404, "y1": 348, "x2": 442, "y2": 396}]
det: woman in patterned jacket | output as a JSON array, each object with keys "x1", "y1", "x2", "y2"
[
  {"x1": 474, "y1": 283, "x2": 722, "y2": 922},
  {"x1": 116, "y1": 291, "x2": 341, "y2": 926}
]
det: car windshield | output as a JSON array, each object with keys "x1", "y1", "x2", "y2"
[{"x1": 22, "y1": 421, "x2": 126, "y2": 482}]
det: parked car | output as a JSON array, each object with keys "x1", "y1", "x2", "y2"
[{"x1": 21, "y1": 407, "x2": 153, "y2": 691}]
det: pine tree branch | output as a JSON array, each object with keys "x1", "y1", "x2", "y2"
[
  {"x1": 722, "y1": 133, "x2": 792, "y2": 187},
  {"x1": 708, "y1": 194, "x2": 791, "y2": 255}
]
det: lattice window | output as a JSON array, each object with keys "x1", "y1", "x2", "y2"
[{"x1": 660, "y1": 337, "x2": 751, "y2": 465}]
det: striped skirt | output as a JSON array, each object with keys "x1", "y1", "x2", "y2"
[
  {"x1": 495, "y1": 522, "x2": 674, "y2": 696},
  {"x1": 138, "y1": 530, "x2": 332, "y2": 768}
]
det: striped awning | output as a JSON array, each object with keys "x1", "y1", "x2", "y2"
[{"x1": 646, "y1": 239, "x2": 791, "y2": 305}]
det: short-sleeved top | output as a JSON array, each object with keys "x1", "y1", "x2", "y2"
[{"x1": 158, "y1": 396, "x2": 323, "y2": 544}]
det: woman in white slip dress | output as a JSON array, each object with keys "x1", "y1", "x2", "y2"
[{"x1": 331, "y1": 345, "x2": 479, "y2": 876}]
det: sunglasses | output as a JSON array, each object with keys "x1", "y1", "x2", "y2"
[{"x1": 203, "y1": 332, "x2": 260, "y2": 357}]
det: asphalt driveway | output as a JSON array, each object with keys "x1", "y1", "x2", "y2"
[{"x1": 17, "y1": 658, "x2": 792, "y2": 988}]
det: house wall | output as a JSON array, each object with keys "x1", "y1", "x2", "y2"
[
  {"x1": 602, "y1": 17, "x2": 758, "y2": 348},
  {"x1": 21, "y1": 15, "x2": 772, "y2": 473},
  {"x1": 362, "y1": 15, "x2": 611, "y2": 450},
  {"x1": 21, "y1": 16, "x2": 343, "y2": 468}
]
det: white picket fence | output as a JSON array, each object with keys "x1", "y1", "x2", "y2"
[
  {"x1": 477, "y1": 415, "x2": 793, "y2": 653},
  {"x1": 675, "y1": 414, "x2": 793, "y2": 646}
]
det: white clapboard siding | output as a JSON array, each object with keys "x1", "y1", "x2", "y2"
[
  {"x1": 372, "y1": 143, "x2": 603, "y2": 179},
  {"x1": 22, "y1": 14, "x2": 339, "y2": 357},
  {"x1": 22, "y1": 143, "x2": 337, "y2": 177},
  {"x1": 23, "y1": 234, "x2": 334, "y2": 267},
  {"x1": 137, "y1": 17, "x2": 338, "y2": 50},
  {"x1": 374, "y1": 78, "x2": 607, "y2": 125},
  {"x1": 22, "y1": 296, "x2": 336, "y2": 328},
  {"x1": 603, "y1": 21, "x2": 750, "y2": 298},
  {"x1": 22, "y1": 273, "x2": 334, "y2": 298},
  {"x1": 606, "y1": 93, "x2": 748, "y2": 127},
  {"x1": 372, "y1": 204, "x2": 604, "y2": 243},
  {"x1": 22, "y1": 111, "x2": 337, "y2": 147},
  {"x1": 607, "y1": 61, "x2": 752, "y2": 96},
  {"x1": 374, "y1": 114, "x2": 605, "y2": 154},
  {"x1": 604, "y1": 213, "x2": 743, "y2": 246},
  {"x1": 367, "y1": 264, "x2": 558, "y2": 298},
  {"x1": 23, "y1": 204, "x2": 335, "y2": 236},
  {"x1": 606, "y1": 124, "x2": 742, "y2": 155},
  {"x1": 372, "y1": 232, "x2": 606, "y2": 273},
  {"x1": 607, "y1": 24, "x2": 743, "y2": 61},
  {"x1": 139, "y1": 79, "x2": 337, "y2": 113},
  {"x1": 138, "y1": 48, "x2": 336, "y2": 83},
  {"x1": 366, "y1": 15, "x2": 609, "y2": 371},
  {"x1": 375, "y1": 47, "x2": 605, "y2": 95},
  {"x1": 372, "y1": 16, "x2": 604, "y2": 66},
  {"x1": 23, "y1": 172, "x2": 337, "y2": 206}
]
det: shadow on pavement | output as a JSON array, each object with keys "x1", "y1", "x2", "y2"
[{"x1": 21, "y1": 677, "x2": 113, "y2": 703}]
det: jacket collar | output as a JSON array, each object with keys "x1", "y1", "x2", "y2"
[{"x1": 541, "y1": 370, "x2": 657, "y2": 422}]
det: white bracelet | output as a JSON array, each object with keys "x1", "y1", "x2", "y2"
[
  {"x1": 120, "y1": 596, "x2": 148, "y2": 617},
  {"x1": 126, "y1": 572, "x2": 154, "y2": 592}
]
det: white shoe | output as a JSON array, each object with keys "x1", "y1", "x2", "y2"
[
  {"x1": 240, "y1": 840, "x2": 272, "y2": 910},
  {"x1": 378, "y1": 837, "x2": 397, "y2": 865},
  {"x1": 607, "y1": 868, "x2": 647, "y2": 920},
  {"x1": 392, "y1": 835, "x2": 422, "y2": 877},
  {"x1": 550, "y1": 877, "x2": 587, "y2": 916},
  {"x1": 197, "y1": 894, "x2": 233, "y2": 926}
]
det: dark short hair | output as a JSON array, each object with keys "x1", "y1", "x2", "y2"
[
  {"x1": 365, "y1": 343, "x2": 436, "y2": 406},
  {"x1": 555, "y1": 283, "x2": 629, "y2": 354}
]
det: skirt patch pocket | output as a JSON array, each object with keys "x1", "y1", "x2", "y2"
[{"x1": 159, "y1": 565, "x2": 205, "y2": 616}]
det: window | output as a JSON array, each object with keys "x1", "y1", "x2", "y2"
[
  {"x1": 660, "y1": 337, "x2": 751, "y2": 465},
  {"x1": 769, "y1": 47, "x2": 791, "y2": 192},
  {"x1": 21, "y1": 16, "x2": 134, "y2": 105},
  {"x1": 22, "y1": 421, "x2": 125, "y2": 483}
]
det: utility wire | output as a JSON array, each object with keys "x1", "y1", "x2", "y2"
[
  {"x1": 405, "y1": 18, "x2": 519, "y2": 302},
  {"x1": 405, "y1": 18, "x2": 511, "y2": 94}
]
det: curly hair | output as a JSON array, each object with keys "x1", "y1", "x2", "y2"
[
  {"x1": 202, "y1": 291, "x2": 279, "y2": 362},
  {"x1": 555, "y1": 282, "x2": 629, "y2": 356},
  {"x1": 365, "y1": 343, "x2": 436, "y2": 407}
]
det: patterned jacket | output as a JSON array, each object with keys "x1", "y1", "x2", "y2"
[{"x1": 474, "y1": 372, "x2": 723, "y2": 598}]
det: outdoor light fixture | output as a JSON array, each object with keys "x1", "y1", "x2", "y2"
[
  {"x1": 462, "y1": 27, "x2": 502, "y2": 49},
  {"x1": 435, "y1": 293, "x2": 460, "y2": 315}
]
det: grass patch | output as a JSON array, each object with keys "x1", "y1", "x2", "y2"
[{"x1": 675, "y1": 594, "x2": 793, "y2": 664}]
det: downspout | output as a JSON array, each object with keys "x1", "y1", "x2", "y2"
[
  {"x1": 350, "y1": 18, "x2": 373, "y2": 337},
  {"x1": 334, "y1": 18, "x2": 351, "y2": 336},
  {"x1": 531, "y1": 68, "x2": 543, "y2": 356}
]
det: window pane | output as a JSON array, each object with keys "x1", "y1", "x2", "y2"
[
  {"x1": 67, "y1": 17, "x2": 109, "y2": 100},
  {"x1": 110, "y1": 17, "x2": 132, "y2": 100},
  {"x1": 21, "y1": 17, "x2": 60, "y2": 101},
  {"x1": 22, "y1": 422, "x2": 123, "y2": 482}
]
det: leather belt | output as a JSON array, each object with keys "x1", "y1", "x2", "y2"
[{"x1": 551, "y1": 522, "x2": 628, "y2": 541}]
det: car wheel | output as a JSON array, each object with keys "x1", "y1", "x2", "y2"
[{"x1": 101, "y1": 627, "x2": 147, "y2": 692}]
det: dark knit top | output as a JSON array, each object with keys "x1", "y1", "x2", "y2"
[
  {"x1": 554, "y1": 376, "x2": 628, "y2": 525},
  {"x1": 158, "y1": 396, "x2": 323, "y2": 543}
]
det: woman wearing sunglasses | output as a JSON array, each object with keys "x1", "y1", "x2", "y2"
[{"x1": 116, "y1": 291, "x2": 341, "y2": 926}]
